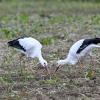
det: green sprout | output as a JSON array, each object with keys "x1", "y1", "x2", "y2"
[{"x1": 40, "y1": 37, "x2": 55, "y2": 45}]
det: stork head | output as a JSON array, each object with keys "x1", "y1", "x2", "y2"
[
  {"x1": 38, "y1": 53, "x2": 50, "y2": 75},
  {"x1": 40, "y1": 59, "x2": 50, "y2": 75},
  {"x1": 54, "y1": 59, "x2": 67, "y2": 73},
  {"x1": 40, "y1": 59, "x2": 48, "y2": 67}
]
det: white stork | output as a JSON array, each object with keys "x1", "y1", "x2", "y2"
[
  {"x1": 8, "y1": 36, "x2": 50, "y2": 75},
  {"x1": 55, "y1": 37, "x2": 100, "y2": 72}
]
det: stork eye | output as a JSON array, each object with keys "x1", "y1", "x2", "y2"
[{"x1": 44, "y1": 62, "x2": 47, "y2": 67}]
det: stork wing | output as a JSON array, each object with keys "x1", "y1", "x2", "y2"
[
  {"x1": 76, "y1": 44, "x2": 89, "y2": 54},
  {"x1": 18, "y1": 37, "x2": 42, "y2": 51}
]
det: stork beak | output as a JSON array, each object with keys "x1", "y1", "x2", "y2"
[
  {"x1": 45, "y1": 67, "x2": 50, "y2": 75},
  {"x1": 54, "y1": 65, "x2": 61, "y2": 73},
  {"x1": 44, "y1": 64, "x2": 50, "y2": 75}
]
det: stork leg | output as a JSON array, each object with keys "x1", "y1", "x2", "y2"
[
  {"x1": 77, "y1": 57, "x2": 84, "y2": 68},
  {"x1": 19, "y1": 53, "x2": 25, "y2": 67},
  {"x1": 89, "y1": 54, "x2": 96, "y2": 74},
  {"x1": 19, "y1": 55, "x2": 22, "y2": 67},
  {"x1": 19, "y1": 53, "x2": 25, "y2": 75},
  {"x1": 79, "y1": 61, "x2": 84, "y2": 68},
  {"x1": 84, "y1": 54, "x2": 96, "y2": 80},
  {"x1": 89, "y1": 54, "x2": 96, "y2": 68},
  {"x1": 27, "y1": 57, "x2": 35, "y2": 74}
]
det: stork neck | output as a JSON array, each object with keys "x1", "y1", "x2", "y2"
[
  {"x1": 38, "y1": 55, "x2": 44, "y2": 62},
  {"x1": 62, "y1": 58, "x2": 69, "y2": 64},
  {"x1": 61, "y1": 57, "x2": 77, "y2": 65},
  {"x1": 37, "y1": 50, "x2": 45, "y2": 63}
]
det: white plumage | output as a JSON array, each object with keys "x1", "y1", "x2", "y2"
[
  {"x1": 18, "y1": 37, "x2": 42, "y2": 57},
  {"x1": 8, "y1": 37, "x2": 50, "y2": 74},
  {"x1": 55, "y1": 38, "x2": 100, "y2": 72}
]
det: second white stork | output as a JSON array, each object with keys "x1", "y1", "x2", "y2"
[{"x1": 55, "y1": 37, "x2": 100, "y2": 72}]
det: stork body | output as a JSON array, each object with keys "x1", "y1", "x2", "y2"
[
  {"x1": 8, "y1": 37, "x2": 50, "y2": 74},
  {"x1": 56, "y1": 38, "x2": 100, "y2": 72}
]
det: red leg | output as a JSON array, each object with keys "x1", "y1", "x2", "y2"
[
  {"x1": 77, "y1": 56, "x2": 84, "y2": 68},
  {"x1": 89, "y1": 55, "x2": 96, "y2": 74}
]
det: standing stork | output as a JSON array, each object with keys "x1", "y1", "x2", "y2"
[
  {"x1": 8, "y1": 37, "x2": 50, "y2": 75},
  {"x1": 55, "y1": 37, "x2": 100, "y2": 72}
]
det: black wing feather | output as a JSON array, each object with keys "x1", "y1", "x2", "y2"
[
  {"x1": 8, "y1": 37, "x2": 26, "y2": 52},
  {"x1": 76, "y1": 38, "x2": 100, "y2": 54}
]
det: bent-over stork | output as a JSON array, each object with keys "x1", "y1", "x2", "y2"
[
  {"x1": 8, "y1": 36, "x2": 50, "y2": 75},
  {"x1": 55, "y1": 37, "x2": 100, "y2": 72}
]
